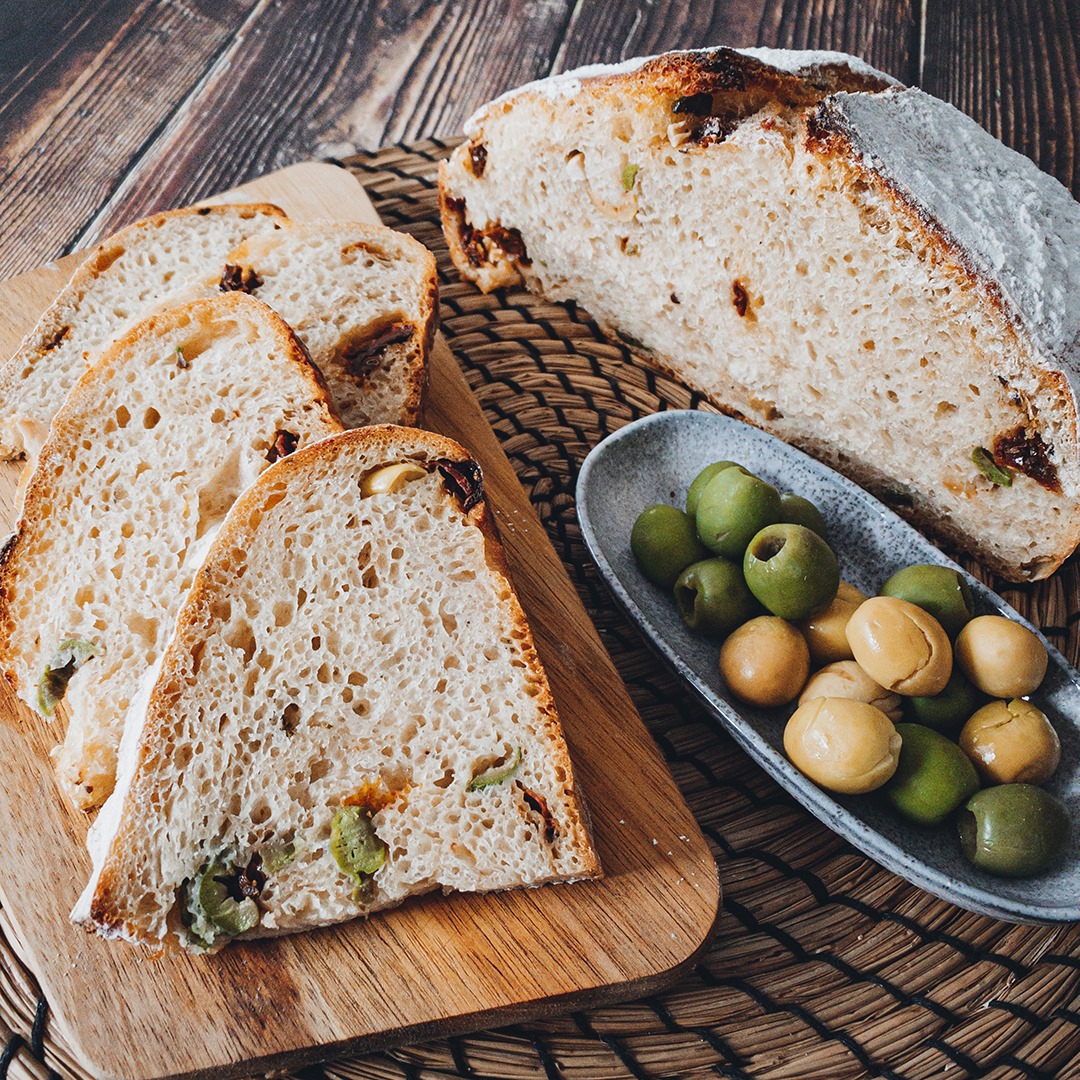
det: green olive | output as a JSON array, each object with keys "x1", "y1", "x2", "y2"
[
  {"x1": 742, "y1": 523, "x2": 840, "y2": 620},
  {"x1": 902, "y1": 669, "x2": 983, "y2": 736},
  {"x1": 799, "y1": 660, "x2": 902, "y2": 721},
  {"x1": 686, "y1": 461, "x2": 748, "y2": 517},
  {"x1": 958, "y1": 784, "x2": 1071, "y2": 878},
  {"x1": 797, "y1": 581, "x2": 867, "y2": 666},
  {"x1": 784, "y1": 698, "x2": 901, "y2": 794},
  {"x1": 719, "y1": 616, "x2": 809, "y2": 707},
  {"x1": 196, "y1": 859, "x2": 260, "y2": 936},
  {"x1": 883, "y1": 723, "x2": 980, "y2": 826},
  {"x1": 674, "y1": 557, "x2": 759, "y2": 637},
  {"x1": 879, "y1": 564, "x2": 975, "y2": 639},
  {"x1": 695, "y1": 468, "x2": 781, "y2": 560},
  {"x1": 954, "y1": 615, "x2": 1048, "y2": 698},
  {"x1": 631, "y1": 504, "x2": 710, "y2": 589},
  {"x1": 778, "y1": 492, "x2": 828, "y2": 538},
  {"x1": 846, "y1": 596, "x2": 953, "y2": 697},
  {"x1": 958, "y1": 700, "x2": 1061, "y2": 785}
]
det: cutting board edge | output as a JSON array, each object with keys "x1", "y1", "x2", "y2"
[{"x1": 55, "y1": 886, "x2": 722, "y2": 1080}]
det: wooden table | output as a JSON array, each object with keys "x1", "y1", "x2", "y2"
[
  {"x1": 1, "y1": 4, "x2": 1079, "y2": 1079},
  {"x1": 0, "y1": 0, "x2": 1076, "y2": 277}
]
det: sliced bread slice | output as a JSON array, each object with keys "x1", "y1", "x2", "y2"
[
  {"x1": 438, "y1": 47, "x2": 1080, "y2": 581},
  {"x1": 0, "y1": 293, "x2": 343, "y2": 809},
  {"x1": 74, "y1": 425, "x2": 600, "y2": 949},
  {"x1": 213, "y1": 221, "x2": 438, "y2": 428},
  {"x1": 0, "y1": 203, "x2": 288, "y2": 460}
]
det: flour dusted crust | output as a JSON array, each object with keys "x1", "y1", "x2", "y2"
[
  {"x1": 76, "y1": 426, "x2": 599, "y2": 948},
  {"x1": 439, "y1": 46, "x2": 1080, "y2": 581},
  {"x1": 0, "y1": 294, "x2": 343, "y2": 809}
]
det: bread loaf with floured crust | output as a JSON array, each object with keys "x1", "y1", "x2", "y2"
[
  {"x1": 74, "y1": 425, "x2": 600, "y2": 950},
  {"x1": 438, "y1": 46, "x2": 1080, "y2": 581},
  {"x1": 0, "y1": 293, "x2": 343, "y2": 809},
  {"x1": 0, "y1": 203, "x2": 288, "y2": 461}
]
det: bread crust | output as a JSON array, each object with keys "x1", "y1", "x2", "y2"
[
  {"x1": 0, "y1": 204, "x2": 290, "y2": 460},
  {"x1": 84, "y1": 425, "x2": 599, "y2": 944}
]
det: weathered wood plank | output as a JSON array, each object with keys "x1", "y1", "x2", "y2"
[
  {"x1": 0, "y1": 1, "x2": 131, "y2": 103},
  {"x1": 554, "y1": 0, "x2": 919, "y2": 86},
  {"x1": 921, "y1": 0, "x2": 1079, "y2": 197},
  {"x1": 73, "y1": 0, "x2": 576, "y2": 246},
  {"x1": 0, "y1": 0, "x2": 257, "y2": 277}
]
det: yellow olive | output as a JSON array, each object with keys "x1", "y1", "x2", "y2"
[
  {"x1": 719, "y1": 616, "x2": 810, "y2": 708},
  {"x1": 784, "y1": 698, "x2": 902, "y2": 794},
  {"x1": 360, "y1": 461, "x2": 427, "y2": 497},
  {"x1": 845, "y1": 596, "x2": 952, "y2": 697},
  {"x1": 959, "y1": 699, "x2": 1061, "y2": 785},
  {"x1": 954, "y1": 615, "x2": 1048, "y2": 698},
  {"x1": 798, "y1": 660, "x2": 903, "y2": 721},
  {"x1": 797, "y1": 581, "x2": 868, "y2": 665}
]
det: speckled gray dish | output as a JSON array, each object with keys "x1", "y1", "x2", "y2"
[{"x1": 577, "y1": 410, "x2": 1080, "y2": 924}]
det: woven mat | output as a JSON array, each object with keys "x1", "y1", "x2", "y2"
[{"x1": 3, "y1": 141, "x2": 1079, "y2": 1080}]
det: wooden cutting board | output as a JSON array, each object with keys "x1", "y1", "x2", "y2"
[{"x1": 0, "y1": 162, "x2": 719, "y2": 1080}]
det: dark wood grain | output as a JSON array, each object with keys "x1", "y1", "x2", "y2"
[
  {"x1": 0, "y1": 0, "x2": 259, "y2": 277},
  {"x1": 921, "y1": 0, "x2": 1079, "y2": 198},
  {"x1": 67, "y1": 0, "x2": 579, "y2": 250},
  {"x1": 0, "y1": 1, "x2": 134, "y2": 104}
]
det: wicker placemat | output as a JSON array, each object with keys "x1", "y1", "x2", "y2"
[{"x1": 3, "y1": 140, "x2": 1079, "y2": 1080}]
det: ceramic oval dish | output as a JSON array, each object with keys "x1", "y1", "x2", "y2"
[{"x1": 577, "y1": 409, "x2": 1080, "y2": 924}]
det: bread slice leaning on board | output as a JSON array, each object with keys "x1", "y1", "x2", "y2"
[
  {"x1": 0, "y1": 293, "x2": 344, "y2": 810},
  {"x1": 0, "y1": 208, "x2": 438, "y2": 461},
  {"x1": 438, "y1": 46, "x2": 1080, "y2": 582},
  {"x1": 74, "y1": 425, "x2": 600, "y2": 951}
]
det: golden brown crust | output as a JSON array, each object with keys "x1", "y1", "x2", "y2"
[
  {"x1": 406, "y1": 266, "x2": 440, "y2": 427},
  {"x1": 588, "y1": 47, "x2": 892, "y2": 104}
]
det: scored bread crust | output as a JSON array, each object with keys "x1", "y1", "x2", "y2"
[
  {"x1": 0, "y1": 293, "x2": 344, "y2": 809},
  {"x1": 0, "y1": 203, "x2": 289, "y2": 461},
  {"x1": 438, "y1": 46, "x2": 1080, "y2": 581},
  {"x1": 78, "y1": 425, "x2": 599, "y2": 948}
]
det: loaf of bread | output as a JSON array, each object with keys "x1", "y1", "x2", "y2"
[
  {"x1": 0, "y1": 294, "x2": 343, "y2": 809},
  {"x1": 74, "y1": 425, "x2": 600, "y2": 949},
  {"x1": 0, "y1": 210, "x2": 438, "y2": 461},
  {"x1": 439, "y1": 47, "x2": 1080, "y2": 581},
  {"x1": 0, "y1": 204, "x2": 288, "y2": 460}
]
